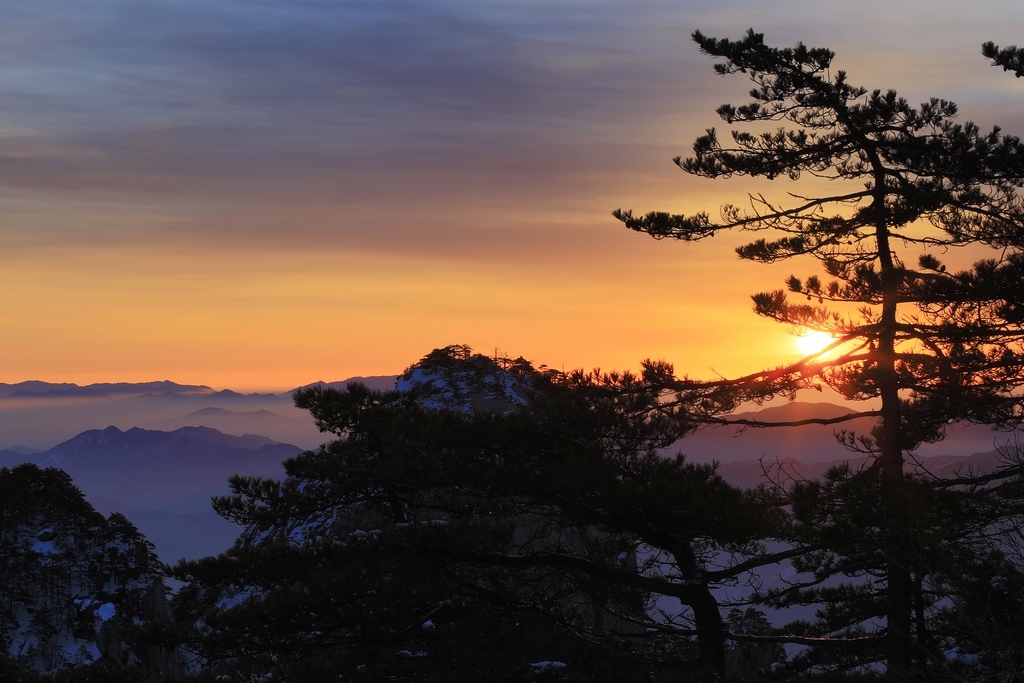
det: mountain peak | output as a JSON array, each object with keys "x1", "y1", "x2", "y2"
[
  {"x1": 290, "y1": 376, "x2": 399, "y2": 394},
  {"x1": 396, "y1": 345, "x2": 537, "y2": 413}
]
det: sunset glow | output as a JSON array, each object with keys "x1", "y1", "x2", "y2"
[
  {"x1": 796, "y1": 331, "x2": 836, "y2": 358},
  {"x1": 0, "y1": 2, "x2": 1020, "y2": 390}
]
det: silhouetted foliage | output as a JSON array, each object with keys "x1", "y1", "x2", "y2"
[
  {"x1": 616, "y1": 29, "x2": 1024, "y2": 680},
  {"x1": 169, "y1": 346, "x2": 789, "y2": 681},
  {"x1": 0, "y1": 464, "x2": 181, "y2": 680},
  {"x1": 983, "y1": 40, "x2": 1024, "y2": 77},
  {"x1": 161, "y1": 30, "x2": 1024, "y2": 683}
]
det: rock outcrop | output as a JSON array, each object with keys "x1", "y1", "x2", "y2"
[{"x1": 0, "y1": 463, "x2": 182, "y2": 678}]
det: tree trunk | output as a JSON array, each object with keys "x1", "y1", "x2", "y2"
[
  {"x1": 673, "y1": 541, "x2": 726, "y2": 676},
  {"x1": 874, "y1": 200, "x2": 914, "y2": 680}
]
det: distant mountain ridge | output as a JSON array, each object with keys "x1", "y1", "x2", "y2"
[
  {"x1": 186, "y1": 406, "x2": 281, "y2": 418},
  {"x1": 0, "y1": 380, "x2": 213, "y2": 398},
  {"x1": 0, "y1": 377, "x2": 401, "y2": 453},
  {"x1": 0, "y1": 376, "x2": 400, "y2": 399},
  {"x1": 44, "y1": 424, "x2": 293, "y2": 461},
  {"x1": 1, "y1": 425, "x2": 304, "y2": 561},
  {"x1": 290, "y1": 376, "x2": 399, "y2": 393},
  {"x1": 0, "y1": 386, "x2": 1014, "y2": 562},
  {"x1": 675, "y1": 401, "x2": 1013, "y2": 465},
  {"x1": 6, "y1": 425, "x2": 302, "y2": 500}
]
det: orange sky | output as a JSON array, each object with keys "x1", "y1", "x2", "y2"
[{"x1": 1, "y1": 1, "x2": 1023, "y2": 391}]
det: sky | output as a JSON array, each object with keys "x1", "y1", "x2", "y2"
[{"x1": 1, "y1": 0, "x2": 1022, "y2": 391}]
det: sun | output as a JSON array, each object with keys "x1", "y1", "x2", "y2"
[{"x1": 796, "y1": 330, "x2": 835, "y2": 356}]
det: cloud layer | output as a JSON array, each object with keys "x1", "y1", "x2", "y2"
[{"x1": 1, "y1": 0, "x2": 1022, "y2": 387}]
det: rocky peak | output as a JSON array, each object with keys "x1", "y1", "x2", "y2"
[
  {"x1": 396, "y1": 344, "x2": 541, "y2": 413},
  {"x1": 0, "y1": 463, "x2": 182, "y2": 678}
]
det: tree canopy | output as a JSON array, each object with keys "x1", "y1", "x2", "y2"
[
  {"x1": 169, "y1": 346, "x2": 791, "y2": 681},
  {"x1": 615, "y1": 29, "x2": 1024, "y2": 679},
  {"x1": 156, "y1": 30, "x2": 1024, "y2": 683},
  {"x1": 984, "y1": 40, "x2": 1024, "y2": 78}
]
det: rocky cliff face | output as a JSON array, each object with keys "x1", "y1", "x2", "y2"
[
  {"x1": 396, "y1": 344, "x2": 537, "y2": 413},
  {"x1": 0, "y1": 463, "x2": 182, "y2": 678}
]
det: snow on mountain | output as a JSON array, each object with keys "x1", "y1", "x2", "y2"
[
  {"x1": 395, "y1": 345, "x2": 535, "y2": 413},
  {"x1": 231, "y1": 347, "x2": 536, "y2": 551},
  {"x1": 0, "y1": 464, "x2": 181, "y2": 676}
]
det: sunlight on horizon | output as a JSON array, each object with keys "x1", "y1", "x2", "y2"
[{"x1": 795, "y1": 331, "x2": 836, "y2": 357}]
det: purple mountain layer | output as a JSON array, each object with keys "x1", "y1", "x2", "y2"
[{"x1": 0, "y1": 425, "x2": 303, "y2": 561}]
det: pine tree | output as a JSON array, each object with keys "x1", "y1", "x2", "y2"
[
  {"x1": 0, "y1": 464, "x2": 180, "y2": 679},
  {"x1": 983, "y1": 41, "x2": 1024, "y2": 78},
  {"x1": 615, "y1": 29, "x2": 1024, "y2": 679},
  {"x1": 170, "y1": 346, "x2": 785, "y2": 680}
]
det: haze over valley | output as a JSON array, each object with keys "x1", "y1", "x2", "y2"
[{"x1": 2, "y1": 375, "x2": 1015, "y2": 564}]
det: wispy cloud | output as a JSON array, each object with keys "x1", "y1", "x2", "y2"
[{"x1": 1, "y1": 0, "x2": 1022, "y2": 384}]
